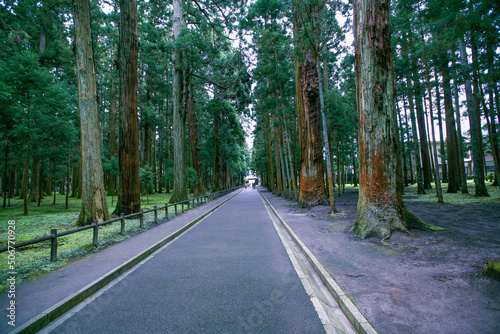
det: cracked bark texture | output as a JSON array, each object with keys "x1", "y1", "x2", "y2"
[
  {"x1": 116, "y1": 0, "x2": 141, "y2": 214},
  {"x1": 353, "y1": 0, "x2": 414, "y2": 238},
  {"x1": 73, "y1": 0, "x2": 110, "y2": 225}
]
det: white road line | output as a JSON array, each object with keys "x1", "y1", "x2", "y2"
[{"x1": 260, "y1": 194, "x2": 356, "y2": 334}]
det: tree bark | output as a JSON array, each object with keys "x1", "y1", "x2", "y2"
[
  {"x1": 116, "y1": 0, "x2": 141, "y2": 214},
  {"x1": 170, "y1": 0, "x2": 188, "y2": 202},
  {"x1": 441, "y1": 59, "x2": 461, "y2": 193},
  {"x1": 486, "y1": 41, "x2": 500, "y2": 186},
  {"x1": 107, "y1": 78, "x2": 118, "y2": 196},
  {"x1": 406, "y1": 79, "x2": 426, "y2": 194},
  {"x1": 434, "y1": 66, "x2": 448, "y2": 183},
  {"x1": 425, "y1": 63, "x2": 443, "y2": 202},
  {"x1": 451, "y1": 56, "x2": 469, "y2": 193},
  {"x1": 317, "y1": 56, "x2": 338, "y2": 213},
  {"x1": 402, "y1": 100, "x2": 414, "y2": 184},
  {"x1": 458, "y1": 41, "x2": 488, "y2": 196},
  {"x1": 397, "y1": 102, "x2": 408, "y2": 187},
  {"x1": 187, "y1": 81, "x2": 205, "y2": 195},
  {"x1": 352, "y1": 0, "x2": 431, "y2": 239},
  {"x1": 480, "y1": 77, "x2": 500, "y2": 187},
  {"x1": 293, "y1": 2, "x2": 327, "y2": 207},
  {"x1": 413, "y1": 72, "x2": 433, "y2": 189},
  {"x1": 73, "y1": 0, "x2": 110, "y2": 225}
]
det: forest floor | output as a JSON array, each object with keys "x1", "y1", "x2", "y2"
[{"x1": 261, "y1": 181, "x2": 500, "y2": 334}]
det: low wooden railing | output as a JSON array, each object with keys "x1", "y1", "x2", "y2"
[{"x1": 0, "y1": 186, "x2": 241, "y2": 261}]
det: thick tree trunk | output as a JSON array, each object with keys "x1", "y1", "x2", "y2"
[
  {"x1": 296, "y1": 48, "x2": 327, "y2": 207},
  {"x1": 170, "y1": 0, "x2": 188, "y2": 202},
  {"x1": 282, "y1": 114, "x2": 297, "y2": 199},
  {"x1": 73, "y1": 0, "x2": 111, "y2": 225},
  {"x1": 434, "y1": 67, "x2": 448, "y2": 183},
  {"x1": 425, "y1": 63, "x2": 443, "y2": 202},
  {"x1": 116, "y1": 0, "x2": 141, "y2": 214},
  {"x1": 406, "y1": 79, "x2": 426, "y2": 194},
  {"x1": 317, "y1": 57, "x2": 338, "y2": 213},
  {"x1": 293, "y1": 3, "x2": 327, "y2": 207},
  {"x1": 459, "y1": 41, "x2": 488, "y2": 196},
  {"x1": 352, "y1": 0, "x2": 433, "y2": 239},
  {"x1": 107, "y1": 78, "x2": 118, "y2": 196},
  {"x1": 451, "y1": 56, "x2": 469, "y2": 193},
  {"x1": 278, "y1": 132, "x2": 288, "y2": 198},
  {"x1": 441, "y1": 60, "x2": 461, "y2": 193},
  {"x1": 486, "y1": 42, "x2": 500, "y2": 186},
  {"x1": 480, "y1": 78, "x2": 500, "y2": 187},
  {"x1": 187, "y1": 82, "x2": 205, "y2": 195},
  {"x1": 413, "y1": 73, "x2": 433, "y2": 189}
]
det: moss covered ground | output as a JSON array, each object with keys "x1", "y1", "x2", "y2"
[{"x1": 0, "y1": 192, "x2": 177, "y2": 292}]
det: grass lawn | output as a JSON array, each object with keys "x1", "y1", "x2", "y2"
[
  {"x1": 0, "y1": 192, "x2": 180, "y2": 292},
  {"x1": 340, "y1": 179, "x2": 499, "y2": 204},
  {"x1": 402, "y1": 179, "x2": 500, "y2": 204}
]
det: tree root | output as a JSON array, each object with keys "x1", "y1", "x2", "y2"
[{"x1": 402, "y1": 207, "x2": 446, "y2": 232}]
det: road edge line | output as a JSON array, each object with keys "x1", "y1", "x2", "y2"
[
  {"x1": 258, "y1": 189, "x2": 378, "y2": 334},
  {"x1": 12, "y1": 189, "x2": 242, "y2": 334}
]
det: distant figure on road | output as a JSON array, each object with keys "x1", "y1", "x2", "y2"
[{"x1": 252, "y1": 183, "x2": 256, "y2": 189}]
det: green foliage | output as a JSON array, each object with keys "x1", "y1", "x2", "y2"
[
  {"x1": 187, "y1": 167, "x2": 200, "y2": 186},
  {"x1": 162, "y1": 168, "x2": 174, "y2": 185},
  {"x1": 139, "y1": 166, "x2": 154, "y2": 194}
]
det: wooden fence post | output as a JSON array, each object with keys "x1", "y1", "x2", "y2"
[
  {"x1": 50, "y1": 229, "x2": 58, "y2": 262},
  {"x1": 165, "y1": 204, "x2": 169, "y2": 220},
  {"x1": 174, "y1": 204, "x2": 177, "y2": 216},
  {"x1": 140, "y1": 209, "x2": 144, "y2": 229},
  {"x1": 154, "y1": 206, "x2": 158, "y2": 224},
  {"x1": 93, "y1": 220, "x2": 99, "y2": 248},
  {"x1": 120, "y1": 213, "x2": 125, "y2": 235}
]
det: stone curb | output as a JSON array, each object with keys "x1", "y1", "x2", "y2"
[
  {"x1": 12, "y1": 189, "x2": 242, "y2": 334},
  {"x1": 259, "y1": 190, "x2": 378, "y2": 334}
]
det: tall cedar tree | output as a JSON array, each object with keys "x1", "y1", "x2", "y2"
[
  {"x1": 293, "y1": 1, "x2": 327, "y2": 207},
  {"x1": 115, "y1": 0, "x2": 141, "y2": 215},
  {"x1": 170, "y1": 0, "x2": 188, "y2": 202},
  {"x1": 352, "y1": 0, "x2": 436, "y2": 238},
  {"x1": 73, "y1": 0, "x2": 110, "y2": 225},
  {"x1": 458, "y1": 41, "x2": 488, "y2": 196}
]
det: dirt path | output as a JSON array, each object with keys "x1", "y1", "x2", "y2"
[{"x1": 260, "y1": 187, "x2": 500, "y2": 334}]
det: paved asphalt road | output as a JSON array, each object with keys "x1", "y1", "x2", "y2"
[{"x1": 45, "y1": 189, "x2": 325, "y2": 334}]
